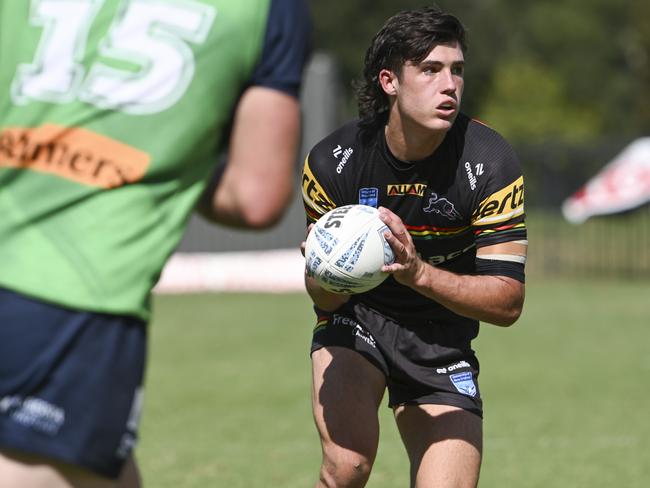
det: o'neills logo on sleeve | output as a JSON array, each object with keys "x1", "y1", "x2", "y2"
[
  {"x1": 0, "y1": 124, "x2": 150, "y2": 189},
  {"x1": 472, "y1": 176, "x2": 524, "y2": 226}
]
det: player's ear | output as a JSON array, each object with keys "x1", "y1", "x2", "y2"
[{"x1": 379, "y1": 69, "x2": 398, "y2": 96}]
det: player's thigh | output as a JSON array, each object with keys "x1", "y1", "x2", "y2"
[
  {"x1": 394, "y1": 404, "x2": 482, "y2": 488},
  {"x1": 312, "y1": 346, "x2": 386, "y2": 459},
  {"x1": 0, "y1": 451, "x2": 140, "y2": 488}
]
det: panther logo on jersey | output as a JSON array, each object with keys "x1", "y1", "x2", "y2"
[{"x1": 423, "y1": 192, "x2": 462, "y2": 220}]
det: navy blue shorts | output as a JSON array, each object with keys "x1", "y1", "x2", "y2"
[
  {"x1": 311, "y1": 301, "x2": 483, "y2": 418},
  {"x1": 0, "y1": 288, "x2": 147, "y2": 479}
]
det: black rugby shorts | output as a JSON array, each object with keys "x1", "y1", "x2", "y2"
[{"x1": 311, "y1": 301, "x2": 483, "y2": 417}]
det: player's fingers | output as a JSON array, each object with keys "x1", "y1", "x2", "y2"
[
  {"x1": 382, "y1": 262, "x2": 404, "y2": 273},
  {"x1": 378, "y1": 206, "x2": 399, "y2": 232},
  {"x1": 378, "y1": 207, "x2": 410, "y2": 244},
  {"x1": 301, "y1": 224, "x2": 315, "y2": 256},
  {"x1": 383, "y1": 230, "x2": 408, "y2": 261}
]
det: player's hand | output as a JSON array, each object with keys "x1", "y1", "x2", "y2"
[
  {"x1": 378, "y1": 206, "x2": 426, "y2": 287},
  {"x1": 300, "y1": 224, "x2": 314, "y2": 257}
]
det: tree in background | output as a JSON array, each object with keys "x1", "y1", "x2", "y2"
[
  {"x1": 628, "y1": 0, "x2": 650, "y2": 131},
  {"x1": 310, "y1": 0, "x2": 648, "y2": 144}
]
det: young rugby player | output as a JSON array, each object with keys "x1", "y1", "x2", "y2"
[{"x1": 302, "y1": 7, "x2": 527, "y2": 488}]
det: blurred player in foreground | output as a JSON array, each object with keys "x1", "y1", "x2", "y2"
[
  {"x1": 0, "y1": 0, "x2": 310, "y2": 486},
  {"x1": 302, "y1": 7, "x2": 527, "y2": 488}
]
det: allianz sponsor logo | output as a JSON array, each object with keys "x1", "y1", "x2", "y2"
[
  {"x1": 333, "y1": 144, "x2": 354, "y2": 174},
  {"x1": 388, "y1": 183, "x2": 427, "y2": 197},
  {"x1": 436, "y1": 360, "x2": 471, "y2": 374}
]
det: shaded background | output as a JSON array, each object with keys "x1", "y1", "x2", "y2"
[
  {"x1": 177, "y1": 0, "x2": 650, "y2": 278},
  {"x1": 140, "y1": 3, "x2": 650, "y2": 486}
]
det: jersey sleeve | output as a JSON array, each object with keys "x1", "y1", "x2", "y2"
[
  {"x1": 470, "y1": 141, "x2": 526, "y2": 247},
  {"x1": 301, "y1": 151, "x2": 338, "y2": 224},
  {"x1": 469, "y1": 128, "x2": 527, "y2": 282},
  {"x1": 301, "y1": 121, "x2": 363, "y2": 224},
  {"x1": 248, "y1": 0, "x2": 312, "y2": 98}
]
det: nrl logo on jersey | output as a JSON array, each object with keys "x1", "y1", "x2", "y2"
[{"x1": 387, "y1": 183, "x2": 427, "y2": 197}]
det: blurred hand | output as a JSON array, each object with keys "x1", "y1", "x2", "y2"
[
  {"x1": 300, "y1": 223, "x2": 314, "y2": 257},
  {"x1": 378, "y1": 206, "x2": 426, "y2": 287}
]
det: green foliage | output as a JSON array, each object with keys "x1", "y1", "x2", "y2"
[
  {"x1": 479, "y1": 60, "x2": 601, "y2": 143},
  {"x1": 310, "y1": 0, "x2": 649, "y2": 142},
  {"x1": 628, "y1": 0, "x2": 650, "y2": 130}
]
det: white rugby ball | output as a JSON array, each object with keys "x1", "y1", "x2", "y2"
[{"x1": 305, "y1": 205, "x2": 395, "y2": 294}]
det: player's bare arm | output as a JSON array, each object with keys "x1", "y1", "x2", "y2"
[
  {"x1": 379, "y1": 206, "x2": 526, "y2": 326},
  {"x1": 201, "y1": 86, "x2": 301, "y2": 228},
  {"x1": 304, "y1": 275, "x2": 352, "y2": 312}
]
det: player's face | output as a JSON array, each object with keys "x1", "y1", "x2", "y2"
[{"x1": 388, "y1": 42, "x2": 465, "y2": 133}]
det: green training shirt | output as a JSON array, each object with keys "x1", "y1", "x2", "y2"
[{"x1": 0, "y1": 0, "x2": 309, "y2": 320}]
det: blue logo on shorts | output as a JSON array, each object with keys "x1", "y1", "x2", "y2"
[
  {"x1": 359, "y1": 188, "x2": 379, "y2": 207},
  {"x1": 449, "y1": 372, "x2": 477, "y2": 397}
]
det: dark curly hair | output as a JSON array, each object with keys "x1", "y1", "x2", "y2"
[{"x1": 356, "y1": 6, "x2": 467, "y2": 136}]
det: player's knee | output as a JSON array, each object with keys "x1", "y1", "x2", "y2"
[{"x1": 320, "y1": 453, "x2": 373, "y2": 488}]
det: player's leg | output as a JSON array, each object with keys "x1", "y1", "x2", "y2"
[
  {"x1": 0, "y1": 451, "x2": 141, "y2": 488},
  {"x1": 117, "y1": 455, "x2": 141, "y2": 488},
  {"x1": 393, "y1": 404, "x2": 482, "y2": 488},
  {"x1": 312, "y1": 346, "x2": 386, "y2": 488}
]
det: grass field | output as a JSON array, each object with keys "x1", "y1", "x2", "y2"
[{"x1": 139, "y1": 277, "x2": 650, "y2": 487}]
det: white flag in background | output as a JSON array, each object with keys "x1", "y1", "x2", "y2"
[{"x1": 562, "y1": 137, "x2": 650, "y2": 224}]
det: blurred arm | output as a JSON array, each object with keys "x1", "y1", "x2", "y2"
[{"x1": 199, "y1": 86, "x2": 301, "y2": 229}]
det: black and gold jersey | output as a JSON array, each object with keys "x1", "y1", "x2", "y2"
[{"x1": 302, "y1": 113, "x2": 526, "y2": 328}]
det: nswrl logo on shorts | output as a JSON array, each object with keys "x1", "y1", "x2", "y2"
[{"x1": 449, "y1": 372, "x2": 477, "y2": 397}]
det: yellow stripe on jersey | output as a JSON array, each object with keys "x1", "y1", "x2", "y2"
[
  {"x1": 301, "y1": 155, "x2": 336, "y2": 216},
  {"x1": 407, "y1": 225, "x2": 470, "y2": 238},
  {"x1": 472, "y1": 176, "x2": 524, "y2": 226}
]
